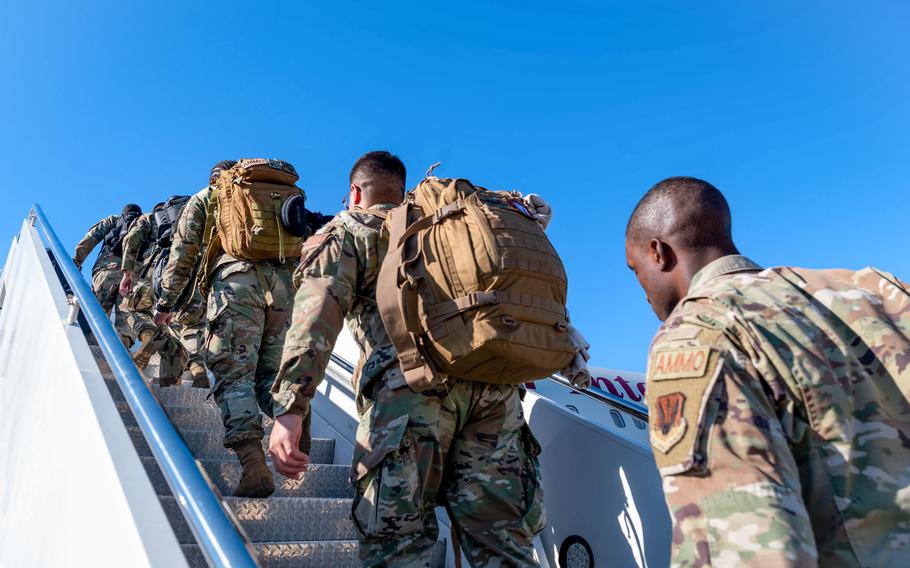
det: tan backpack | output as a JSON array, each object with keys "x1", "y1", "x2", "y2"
[
  {"x1": 212, "y1": 158, "x2": 305, "y2": 262},
  {"x1": 378, "y1": 175, "x2": 576, "y2": 391}
]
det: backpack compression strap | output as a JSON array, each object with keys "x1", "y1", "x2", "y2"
[{"x1": 377, "y1": 203, "x2": 440, "y2": 391}]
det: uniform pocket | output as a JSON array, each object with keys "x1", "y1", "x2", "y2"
[
  {"x1": 351, "y1": 415, "x2": 424, "y2": 539},
  {"x1": 518, "y1": 424, "x2": 547, "y2": 536}
]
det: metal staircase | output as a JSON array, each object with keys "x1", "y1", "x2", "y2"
[{"x1": 100, "y1": 347, "x2": 361, "y2": 567}]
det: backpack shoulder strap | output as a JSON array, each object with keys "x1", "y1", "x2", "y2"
[{"x1": 376, "y1": 203, "x2": 439, "y2": 391}]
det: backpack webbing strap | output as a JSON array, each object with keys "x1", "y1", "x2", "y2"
[
  {"x1": 254, "y1": 263, "x2": 275, "y2": 307},
  {"x1": 377, "y1": 203, "x2": 438, "y2": 391},
  {"x1": 271, "y1": 193, "x2": 286, "y2": 263},
  {"x1": 395, "y1": 200, "x2": 466, "y2": 248}
]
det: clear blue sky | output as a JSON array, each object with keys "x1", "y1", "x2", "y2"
[{"x1": 2, "y1": 1, "x2": 907, "y2": 372}]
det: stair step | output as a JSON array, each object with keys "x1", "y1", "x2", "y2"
[
  {"x1": 142, "y1": 457, "x2": 352, "y2": 499},
  {"x1": 128, "y1": 427, "x2": 335, "y2": 464},
  {"x1": 161, "y1": 404, "x2": 278, "y2": 433},
  {"x1": 162, "y1": 496, "x2": 355, "y2": 544},
  {"x1": 181, "y1": 540, "x2": 360, "y2": 568}
]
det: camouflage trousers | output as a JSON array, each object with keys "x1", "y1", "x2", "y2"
[
  {"x1": 351, "y1": 373, "x2": 546, "y2": 568},
  {"x1": 92, "y1": 265, "x2": 132, "y2": 346},
  {"x1": 205, "y1": 261, "x2": 294, "y2": 448}
]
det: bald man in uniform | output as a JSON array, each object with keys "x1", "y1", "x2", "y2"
[{"x1": 625, "y1": 176, "x2": 910, "y2": 566}]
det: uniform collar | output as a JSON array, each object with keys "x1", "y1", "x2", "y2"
[{"x1": 689, "y1": 254, "x2": 762, "y2": 291}]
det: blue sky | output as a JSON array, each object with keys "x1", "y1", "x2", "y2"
[{"x1": 2, "y1": 1, "x2": 907, "y2": 372}]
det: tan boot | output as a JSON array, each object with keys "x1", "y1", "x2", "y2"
[
  {"x1": 132, "y1": 330, "x2": 157, "y2": 369},
  {"x1": 189, "y1": 362, "x2": 209, "y2": 389},
  {"x1": 232, "y1": 440, "x2": 274, "y2": 498}
]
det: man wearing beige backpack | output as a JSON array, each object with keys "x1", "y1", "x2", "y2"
[
  {"x1": 270, "y1": 151, "x2": 590, "y2": 567},
  {"x1": 155, "y1": 158, "x2": 312, "y2": 497}
]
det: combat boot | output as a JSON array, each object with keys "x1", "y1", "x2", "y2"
[
  {"x1": 189, "y1": 362, "x2": 209, "y2": 389},
  {"x1": 132, "y1": 330, "x2": 157, "y2": 369},
  {"x1": 232, "y1": 439, "x2": 274, "y2": 498}
]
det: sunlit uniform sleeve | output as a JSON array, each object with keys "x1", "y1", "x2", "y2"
[
  {"x1": 158, "y1": 189, "x2": 208, "y2": 310},
  {"x1": 646, "y1": 305, "x2": 817, "y2": 567},
  {"x1": 120, "y1": 214, "x2": 152, "y2": 274},
  {"x1": 73, "y1": 215, "x2": 117, "y2": 268},
  {"x1": 272, "y1": 224, "x2": 358, "y2": 417}
]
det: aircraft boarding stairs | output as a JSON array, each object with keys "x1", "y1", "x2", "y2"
[{"x1": 0, "y1": 206, "x2": 672, "y2": 568}]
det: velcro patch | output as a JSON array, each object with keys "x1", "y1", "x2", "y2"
[
  {"x1": 650, "y1": 346, "x2": 711, "y2": 380},
  {"x1": 652, "y1": 393, "x2": 687, "y2": 453},
  {"x1": 299, "y1": 232, "x2": 333, "y2": 267}
]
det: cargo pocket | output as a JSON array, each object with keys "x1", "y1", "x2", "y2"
[
  {"x1": 517, "y1": 424, "x2": 547, "y2": 536},
  {"x1": 204, "y1": 291, "x2": 233, "y2": 375},
  {"x1": 351, "y1": 415, "x2": 424, "y2": 539}
]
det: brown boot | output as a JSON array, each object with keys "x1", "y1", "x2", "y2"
[
  {"x1": 189, "y1": 362, "x2": 209, "y2": 389},
  {"x1": 132, "y1": 330, "x2": 157, "y2": 369},
  {"x1": 232, "y1": 440, "x2": 274, "y2": 498}
]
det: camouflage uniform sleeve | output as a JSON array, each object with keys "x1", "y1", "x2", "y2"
[
  {"x1": 73, "y1": 215, "x2": 117, "y2": 267},
  {"x1": 121, "y1": 214, "x2": 151, "y2": 274},
  {"x1": 646, "y1": 303, "x2": 817, "y2": 567},
  {"x1": 272, "y1": 225, "x2": 358, "y2": 417},
  {"x1": 158, "y1": 194, "x2": 206, "y2": 310}
]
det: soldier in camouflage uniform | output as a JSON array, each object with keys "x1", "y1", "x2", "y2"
[
  {"x1": 269, "y1": 151, "x2": 546, "y2": 568},
  {"x1": 72, "y1": 203, "x2": 142, "y2": 347},
  {"x1": 120, "y1": 202, "x2": 206, "y2": 387},
  {"x1": 625, "y1": 176, "x2": 910, "y2": 567},
  {"x1": 155, "y1": 160, "x2": 299, "y2": 498}
]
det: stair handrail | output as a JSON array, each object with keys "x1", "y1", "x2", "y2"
[
  {"x1": 29, "y1": 205, "x2": 258, "y2": 568},
  {"x1": 328, "y1": 354, "x2": 648, "y2": 421}
]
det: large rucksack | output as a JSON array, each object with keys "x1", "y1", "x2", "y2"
[
  {"x1": 210, "y1": 158, "x2": 305, "y2": 262},
  {"x1": 377, "y1": 175, "x2": 576, "y2": 390},
  {"x1": 154, "y1": 195, "x2": 190, "y2": 247},
  {"x1": 102, "y1": 210, "x2": 141, "y2": 257}
]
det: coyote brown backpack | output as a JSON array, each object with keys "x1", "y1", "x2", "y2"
[
  {"x1": 378, "y1": 175, "x2": 576, "y2": 390},
  {"x1": 212, "y1": 158, "x2": 305, "y2": 262}
]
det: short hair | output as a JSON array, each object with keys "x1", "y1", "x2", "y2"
[
  {"x1": 211, "y1": 160, "x2": 237, "y2": 181},
  {"x1": 349, "y1": 151, "x2": 406, "y2": 191},
  {"x1": 122, "y1": 203, "x2": 141, "y2": 216},
  {"x1": 626, "y1": 176, "x2": 732, "y2": 250}
]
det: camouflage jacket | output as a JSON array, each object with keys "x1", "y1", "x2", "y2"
[
  {"x1": 272, "y1": 204, "x2": 398, "y2": 417},
  {"x1": 121, "y1": 213, "x2": 158, "y2": 275},
  {"x1": 73, "y1": 215, "x2": 121, "y2": 273},
  {"x1": 646, "y1": 254, "x2": 910, "y2": 567}
]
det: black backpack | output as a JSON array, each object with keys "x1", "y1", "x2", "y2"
[
  {"x1": 102, "y1": 211, "x2": 141, "y2": 257},
  {"x1": 153, "y1": 195, "x2": 190, "y2": 248}
]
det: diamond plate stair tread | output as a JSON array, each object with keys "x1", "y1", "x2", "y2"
[
  {"x1": 161, "y1": 496, "x2": 355, "y2": 544},
  {"x1": 161, "y1": 404, "x2": 278, "y2": 434},
  {"x1": 181, "y1": 541, "x2": 360, "y2": 568},
  {"x1": 141, "y1": 457, "x2": 352, "y2": 499},
  {"x1": 128, "y1": 427, "x2": 335, "y2": 463}
]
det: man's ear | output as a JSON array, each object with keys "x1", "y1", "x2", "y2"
[
  {"x1": 351, "y1": 183, "x2": 363, "y2": 207},
  {"x1": 648, "y1": 238, "x2": 676, "y2": 272}
]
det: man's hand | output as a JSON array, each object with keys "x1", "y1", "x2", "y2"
[
  {"x1": 561, "y1": 324, "x2": 592, "y2": 389},
  {"x1": 153, "y1": 309, "x2": 173, "y2": 327},
  {"x1": 73, "y1": 258, "x2": 82, "y2": 271},
  {"x1": 119, "y1": 271, "x2": 134, "y2": 297},
  {"x1": 269, "y1": 412, "x2": 310, "y2": 479},
  {"x1": 523, "y1": 193, "x2": 553, "y2": 230}
]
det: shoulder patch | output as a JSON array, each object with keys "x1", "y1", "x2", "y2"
[
  {"x1": 650, "y1": 346, "x2": 711, "y2": 380},
  {"x1": 299, "y1": 232, "x2": 334, "y2": 267},
  {"x1": 646, "y1": 344, "x2": 724, "y2": 474},
  {"x1": 652, "y1": 392, "x2": 687, "y2": 453}
]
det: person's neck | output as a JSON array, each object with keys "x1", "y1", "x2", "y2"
[{"x1": 677, "y1": 244, "x2": 740, "y2": 291}]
